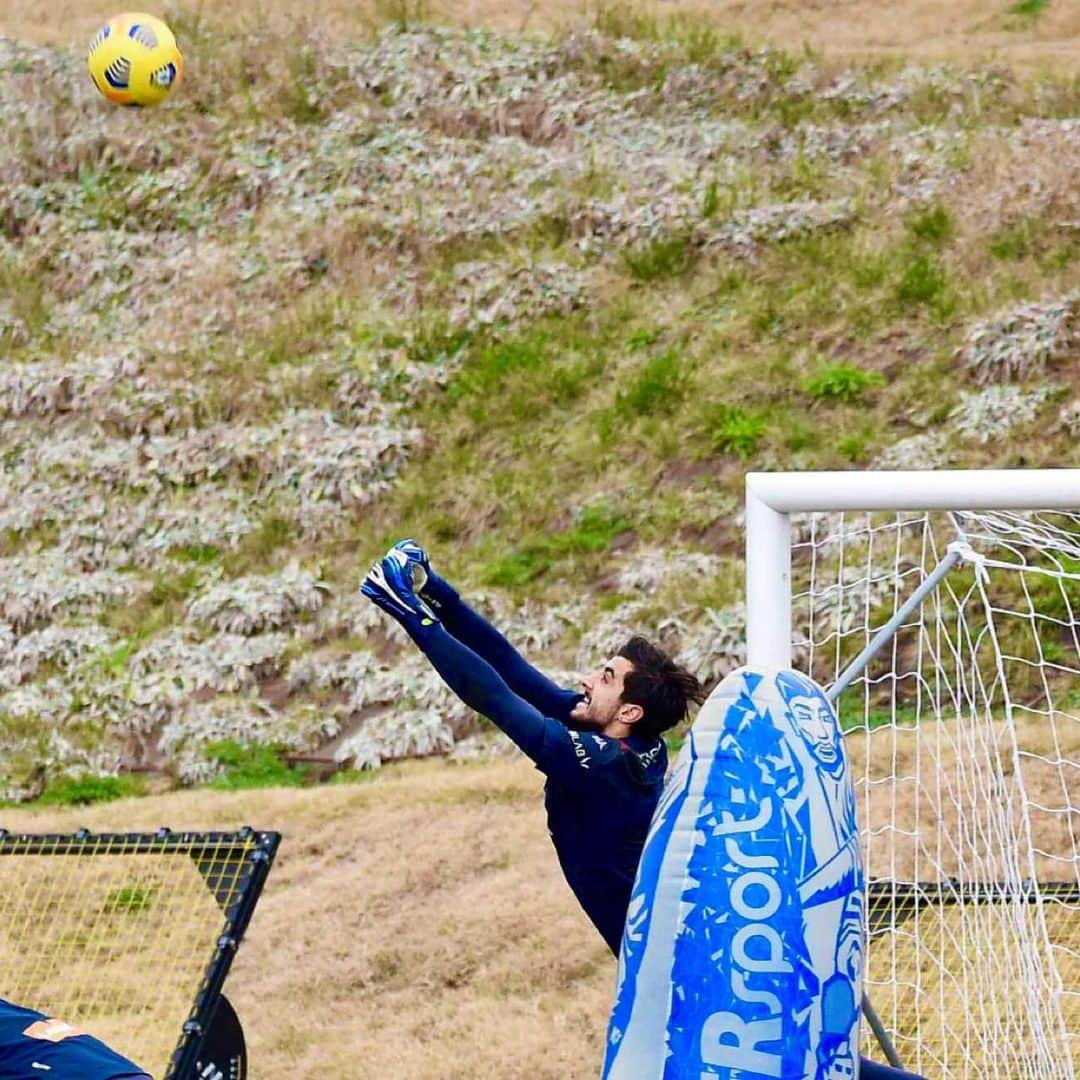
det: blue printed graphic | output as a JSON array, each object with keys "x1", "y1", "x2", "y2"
[
  {"x1": 603, "y1": 667, "x2": 863, "y2": 1080},
  {"x1": 104, "y1": 57, "x2": 131, "y2": 89},
  {"x1": 151, "y1": 62, "x2": 177, "y2": 87},
  {"x1": 128, "y1": 22, "x2": 160, "y2": 49},
  {"x1": 604, "y1": 741, "x2": 694, "y2": 1070}
]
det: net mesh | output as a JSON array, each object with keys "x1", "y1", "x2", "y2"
[
  {"x1": 794, "y1": 510, "x2": 1080, "y2": 1078},
  {"x1": 0, "y1": 832, "x2": 264, "y2": 1079}
]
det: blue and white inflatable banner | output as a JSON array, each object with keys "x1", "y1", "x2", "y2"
[{"x1": 603, "y1": 667, "x2": 864, "y2": 1080}]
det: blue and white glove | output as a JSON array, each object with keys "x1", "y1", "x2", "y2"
[
  {"x1": 360, "y1": 544, "x2": 440, "y2": 630},
  {"x1": 390, "y1": 538, "x2": 430, "y2": 592},
  {"x1": 388, "y1": 538, "x2": 459, "y2": 611}
]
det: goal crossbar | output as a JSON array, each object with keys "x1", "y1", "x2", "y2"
[{"x1": 747, "y1": 469, "x2": 1080, "y2": 670}]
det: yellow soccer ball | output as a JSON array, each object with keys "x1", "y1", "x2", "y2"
[{"x1": 87, "y1": 12, "x2": 183, "y2": 107}]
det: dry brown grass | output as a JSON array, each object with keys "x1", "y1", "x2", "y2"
[
  {"x1": 1, "y1": 738, "x2": 1077, "y2": 1076},
  {"x1": 0, "y1": 759, "x2": 614, "y2": 1079},
  {"x1": 1, "y1": 0, "x2": 1078, "y2": 69},
  {"x1": 866, "y1": 897, "x2": 1080, "y2": 1075},
  {"x1": 849, "y1": 714, "x2": 1080, "y2": 1073},
  {"x1": 849, "y1": 712, "x2": 1080, "y2": 882}
]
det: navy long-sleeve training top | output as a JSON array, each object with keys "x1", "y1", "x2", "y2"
[
  {"x1": 400, "y1": 589, "x2": 668, "y2": 955},
  {"x1": 0, "y1": 998, "x2": 150, "y2": 1079}
]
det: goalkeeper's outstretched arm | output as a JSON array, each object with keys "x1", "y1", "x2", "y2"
[
  {"x1": 395, "y1": 540, "x2": 580, "y2": 721},
  {"x1": 361, "y1": 550, "x2": 589, "y2": 778}
]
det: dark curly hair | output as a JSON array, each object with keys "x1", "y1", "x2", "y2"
[{"x1": 616, "y1": 635, "x2": 705, "y2": 738}]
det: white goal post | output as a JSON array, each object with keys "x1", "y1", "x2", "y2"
[{"x1": 745, "y1": 470, "x2": 1080, "y2": 1079}]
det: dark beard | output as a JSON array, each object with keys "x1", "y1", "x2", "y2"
[
  {"x1": 566, "y1": 701, "x2": 604, "y2": 732},
  {"x1": 565, "y1": 713, "x2": 603, "y2": 732}
]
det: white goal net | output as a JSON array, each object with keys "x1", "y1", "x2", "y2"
[{"x1": 789, "y1": 501, "x2": 1079, "y2": 1078}]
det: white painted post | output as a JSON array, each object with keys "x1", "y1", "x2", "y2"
[
  {"x1": 745, "y1": 478, "x2": 792, "y2": 669},
  {"x1": 746, "y1": 469, "x2": 1080, "y2": 514}
]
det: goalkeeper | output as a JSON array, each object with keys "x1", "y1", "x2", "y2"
[
  {"x1": 362, "y1": 538, "x2": 704, "y2": 954},
  {"x1": 0, "y1": 998, "x2": 151, "y2": 1079},
  {"x1": 362, "y1": 541, "x2": 926, "y2": 1080}
]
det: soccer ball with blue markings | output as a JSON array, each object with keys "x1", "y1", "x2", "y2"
[{"x1": 87, "y1": 12, "x2": 183, "y2": 107}]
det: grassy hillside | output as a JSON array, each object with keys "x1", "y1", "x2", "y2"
[
  {"x1": 0, "y1": 7, "x2": 1076, "y2": 800},
  {"x1": 0, "y1": 7, "x2": 1077, "y2": 1078}
]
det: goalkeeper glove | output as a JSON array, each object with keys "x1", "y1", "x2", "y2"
[
  {"x1": 389, "y1": 538, "x2": 458, "y2": 611},
  {"x1": 361, "y1": 546, "x2": 440, "y2": 630}
]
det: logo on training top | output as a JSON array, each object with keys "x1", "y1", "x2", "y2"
[
  {"x1": 603, "y1": 668, "x2": 862, "y2": 1080},
  {"x1": 568, "y1": 729, "x2": 591, "y2": 768},
  {"x1": 22, "y1": 1018, "x2": 87, "y2": 1042}
]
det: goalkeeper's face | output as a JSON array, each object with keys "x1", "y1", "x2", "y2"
[{"x1": 570, "y1": 655, "x2": 637, "y2": 730}]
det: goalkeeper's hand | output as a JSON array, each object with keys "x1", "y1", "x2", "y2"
[
  {"x1": 388, "y1": 538, "x2": 458, "y2": 611},
  {"x1": 360, "y1": 545, "x2": 440, "y2": 631},
  {"x1": 390, "y1": 538, "x2": 430, "y2": 592}
]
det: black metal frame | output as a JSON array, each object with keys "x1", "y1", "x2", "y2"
[
  {"x1": 867, "y1": 877, "x2": 1080, "y2": 932},
  {"x1": 0, "y1": 826, "x2": 281, "y2": 1080}
]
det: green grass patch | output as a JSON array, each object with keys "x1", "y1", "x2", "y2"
[
  {"x1": 626, "y1": 327, "x2": 662, "y2": 351},
  {"x1": 146, "y1": 567, "x2": 204, "y2": 606},
  {"x1": 837, "y1": 698, "x2": 919, "y2": 732},
  {"x1": 701, "y1": 180, "x2": 721, "y2": 220},
  {"x1": 592, "y1": 3, "x2": 737, "y2": 64},
  {"x1": 102, "y1": 886, "x2": 155, "y2": 914},
  {"x1": 448, "y1": 334, "x2": 547, "y2": 400},
  {"x1": 664, "y1": 729, "x2": 687, "y2": 754},
  {"x1": 443, "y1": 324, "x2": 605, "y2": 429},
  {"x1": 1008, "y1": 0, "x2": 1048, "y2": 16},
  {"x1": 37, "y1": 774, "x2": 146, "y2": 807},
  {"x1": 895, "y1": 255, "x2": 949, "y2": 308},
  {"x1": 0, "y1": 259, "x2": 55, "y2": 346},
  {"x1": 105, "y1": 563, "x2": 215, "y2": 641},
  {"x1": 804, "y1": 361, "x2": 885, "y2": 403},
  {"x1": 0, "y1": 522, "x2": 60, "y2": 558},
  {"x1": 709, "y1": 405, "x2": 767, "y2": 459},
  {"x1": 850, "y1": 250, "x2": 893, "y2": 291},
  {"x1": 207, "y1": 740, "x2": 310, "y2": 790},
  {"x1": 223, "y1": 513, "x2": 300, "y2": 574},
  {"x1": 622, "y1": 232, "x2": 697, "y2": 281},
  {"x1": 479, "y1": 551, "x2": 551, "y2": 588},
  {"x1": 174, "y1": 543, "x2": 222, "y2": 565},
  {"x1": 1024, "y1": 555, "x2": 1080, "y2": 621},
  {"x1": 987, "y1": 217, "x2": 1047, "y2": 261},
  {"x1": 837, "y1": 432, "x2": 872, "y2": 463},
  {"x1": 905, "y1": 204, "x2": 954, "y2": 248},
  {"x1": 97, "y1": 640, "x2": 137, "y2": 678},
  {"x1": 401, "y1": 317, "x2": 475, "y2": 369},
  {"x1": 481, "y1": 502, "x2": 631, "y2": 586},
  {"x1": 615, "y1": 349, "x2": 687, "y2": 417}
]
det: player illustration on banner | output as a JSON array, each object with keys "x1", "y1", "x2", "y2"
[
  {"x1": 775, "y1": 670, "x2": 859, "y2": 906},
  {"x1": 774, "y1": 670, "x2": 863, "y2": 1080},
  {"x1": 816, "y1": 890, "x2": 864, "y2": 1080}
]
